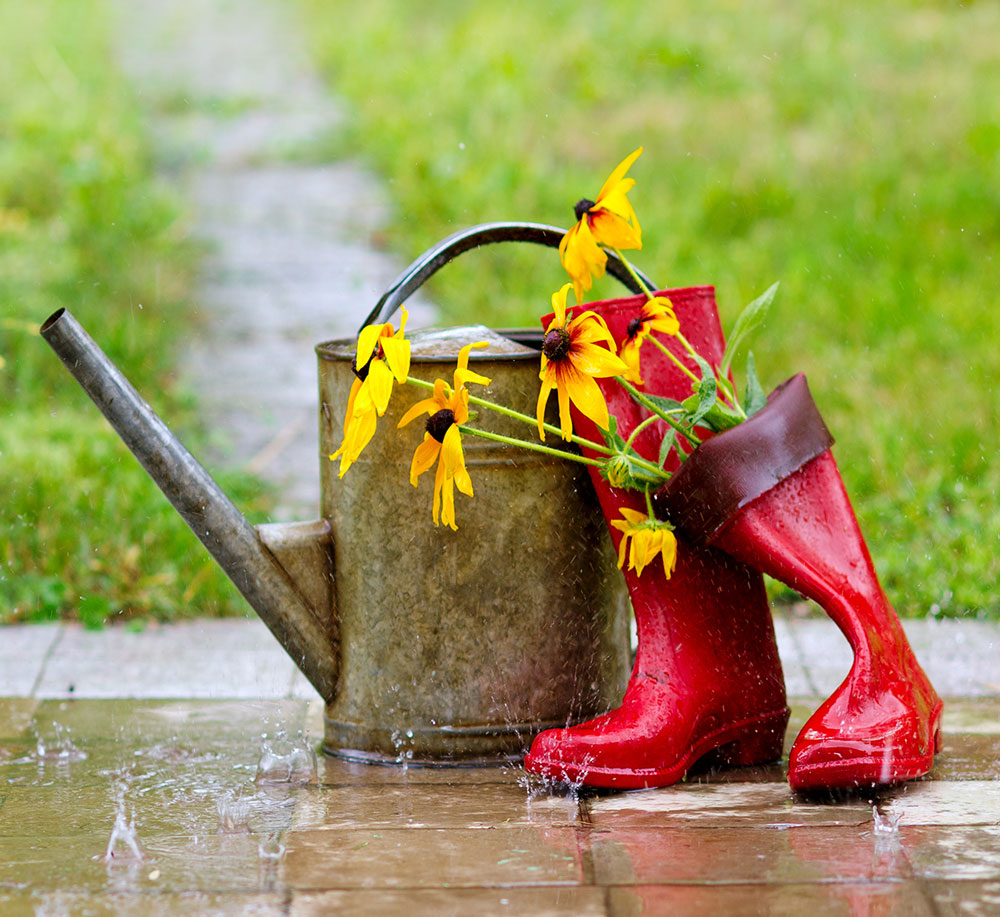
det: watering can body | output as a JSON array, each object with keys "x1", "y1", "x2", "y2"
[
  {"x1": 315, "y1": 325, "x2": 628, "y2": 762},
  {"x1": 41, "y1": 222, "x2": 651, "y2": 764}
]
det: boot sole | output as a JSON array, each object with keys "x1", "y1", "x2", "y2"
[
  {"x1": 788, "y1": 701, "x2": 944, "y2": 792},
  {"x1": 523, "y1": 707, "x2": 790, "y2": 790}
]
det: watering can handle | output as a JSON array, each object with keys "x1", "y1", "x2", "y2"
[{"x1": 360, "y1": 220, "x2": 656, "y2": 331}]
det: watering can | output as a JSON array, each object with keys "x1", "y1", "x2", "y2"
[{"x1": 41, "y1": 222, "x2": 653, "y2": 764}]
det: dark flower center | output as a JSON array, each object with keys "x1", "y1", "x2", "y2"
[
  {"x1": 426, "y1": 408, "x2": 456, "y2": 443},
  {"x1": 626, "y1": 317, "x2": 644, "y2": 340},
  {"x1": 542, "y1": 327, "x2": 572, "y2": 361},
  {"x1": 574, "y1": 198, "x2": 596, "y2": 222}
]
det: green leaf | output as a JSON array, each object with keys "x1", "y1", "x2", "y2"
[
  {"x1": 658, "y1": 427, "x2": 678, "y2": 467},
  {"x1": 601, "y1": 414, "x2": 627, "y2": 451},
  {"x1": 744, "y1": 351, "x2": 767, "y2": 416},
  {"x1": 687, "y1": 351, "x2": 718, "y2": 427},
  {"x1": 720, "y1": 281, "x2": 779, "y2": 378},
  {"x1": 700, "y1": 400, "x2": 745, "y2": 432}
]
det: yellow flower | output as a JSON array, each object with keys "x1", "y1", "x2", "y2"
[
  {"x1": 559, "y1": 148, "x2": 643, "y2": 300},
  {"x1": 611, "y1": 508, "x2": 678, "y2": 580},
  {"x1": 330, "y1": 307, "x2": 411, "y2": 477},
  {"x1": 537, "y1": 283, "x2": 629, "y2": 441},
  {"x1": 620, "y1": 296, "x2": 680, "y2": 384},
  {"x1": 397, "y1": 342, "x2": 491, "y2": 530}
]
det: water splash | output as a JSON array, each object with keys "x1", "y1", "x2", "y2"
[
  {"x1": 103, "y1": 774, "x2": 143, "y2": 863},
  {"x1": 258, "y1": 832, "x2": 286, "y2": 862},
  {"x1": 389, "y1": 729, "x2": 415, "y2": 771},
  {"x1": 216, "y1": 791, "x2": 251, "y2": 834},
  {"x1": 872, "y1": 804, "x2": 902, "y2": 836},
  {"x1": 35, "y1": 722, "x2": 87, "y2": 764},
  {"x1": 254, "y1": 732, "x2": 317, "y2": 785}
]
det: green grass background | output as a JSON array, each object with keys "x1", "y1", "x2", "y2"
[
  {"x1": 0, "y1": 0, "x2": 263, "y2": 625},
  {"x1": 2, "y1": 0, "x2": 995, "y2": 622},
  {"x1": 297, "y1": 0, "x2": 998, "y2": 617}
]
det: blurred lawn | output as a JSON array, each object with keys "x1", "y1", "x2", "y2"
[
  {"x1": 0, "y1": 0, "x2": 263, "y2": 625},
  {"x1": 299, "y1": 0, "x2": 998, "y2": 617}
]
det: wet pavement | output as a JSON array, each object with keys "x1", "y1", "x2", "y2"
[{"x1": 1, "y1": 617, "x2": 998, "y2": 914}]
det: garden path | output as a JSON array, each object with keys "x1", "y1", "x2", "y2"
[{"x1": 112, "y1": 0, "x2": 433, "y2": 520}]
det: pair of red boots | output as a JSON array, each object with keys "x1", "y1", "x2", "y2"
[{"x1": 523, "y1": 287, "x2": 942, "y2": 792}]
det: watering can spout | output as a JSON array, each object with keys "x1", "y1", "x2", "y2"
[{"x1": 39, "y1": 309, "x2": 339, "y2": 702}]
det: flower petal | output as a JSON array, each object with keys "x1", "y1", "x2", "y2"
[
  {"x1": 560, "y1": 362, "x2": 611, "y2": 431},
  {"x1": 536, "y1": 373, "x2": 555, "y2": 441},
  {"x1": 550, "y1": 283, "x2": 572, "y2": 328},
  {"x1": 568, "y1": 341, "x2": 629, "y2": 378},
  {"x1": 356, "y1": 322, "x2": 386, "y2": 368},
  {"x1": 569, "y1": 311, "x2": 617, "y2": 348},
  {"x1": 439, "y1": 464, "x2": 457, "y2": 531},
  {"x1": 398, "y1": 395, "x2": 440, "y2": 428},
  {"x1": 620, "y1": 508, "x2": 649, "y2": 524},
  {"x1": 432, "y1": 457, "x2": 445, "y2": 526},
  {"x1": 616, "y1": 531, "x2": 629, "y2": 570},
  {"x1": 440, "y1": 423, "x2": 466, "y2": 480},
  {"x1": 409, "y1": 435, "x2": 440, "y2": 486},
  {"x1": 660, "y1": 530, "x2": 678, "y2": 580},
  {"x1": 556, "y1": 373, "x2": 573, "y2": 440},
  {"x1": 381, "y1": 336, "x2": 411, "y2": 384},
  {"x1": 559, "y1": 221, "x2": 605, "y2": 300},
  {"x1": 620, "y1": 337, "x2": 643, "y2": 384},
  {"x1": 589, "y1": 208, "x2": 640, "y2": 251},
  {"x1": 596, "y1": 147, "x2": 642, "y2": 204},
  {"x1": 366, "y1": 360, "x2": 395, "y2": 415}
]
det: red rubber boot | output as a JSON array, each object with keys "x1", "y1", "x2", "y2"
[
  {"x1": 712, "y1": 453, "x2": 942, "y2": 791},
  {"x1": 657, "y1": 374, "x2": 942, "y2": 791},
  {"x1": 523, "y1": 287, "x2": 789, "y2": 789}
]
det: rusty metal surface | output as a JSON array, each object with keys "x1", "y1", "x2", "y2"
[
  {"x1": 39, "y1": 309, "x2": 340, "y2": 703},
  {"x1": 318, "y1": 328, "x2": 630, "y2": 762}
]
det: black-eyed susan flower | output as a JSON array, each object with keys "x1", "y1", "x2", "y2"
[
  {"x1": 330, "y1": 307, "x2": 411, "y2": 477},
  {"x1": 537, "y1": 283, "x2": 629, "y2": 442},
  {"x1": 559, "y1": 148, "x2": 643, "y2": 300},
  {"x1": 611, "y1": 508, "x2": 678, "y2": 581},
  {"x1": 620, "y1": 296, "x2": 680, "y2": 384},
  {"x1": 397, "y1": 342, "x2": 491, "y2": 530}
]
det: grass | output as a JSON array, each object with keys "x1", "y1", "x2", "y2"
[
  {"x1": 298, "y1": 0, "x2": 998, "y2": 618},
  {"x1": 0, "y1": 0, "x2": 265, "y2": 625}
]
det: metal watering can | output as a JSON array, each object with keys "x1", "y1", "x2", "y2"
[{"x1": 41, "y1": 222, "x2": 650, "y2": 764}]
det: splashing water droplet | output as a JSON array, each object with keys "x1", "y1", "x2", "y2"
[
  {"x1": 216, "y1": 791, "x2": 251, "y2": 834},
  {"x1": 103, "y1": 773, "x2": 143, "y2": 863},
  {"x1": 254, "y1": 733, "x2": 317, "y2": 785},
  {"x1": 35, "y1": 722, "x2": 87, "y2": 764},
  {"x1": 872, "y1": 805, "x2": 902, "y2": 836}
]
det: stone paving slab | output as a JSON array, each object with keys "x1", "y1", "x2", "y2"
[
  {"x1": 0, "y1": 624, "x2": 59, "y2": 696},
  {"x1": 2, "y1": 615, "x2": 996, "y2": 701},
  {"x1": 30, "y1": 620, "x2": 301, "y2": 699},
  {"x1": 789, "y1": 616, "x2": 1000, "y2": 698}
]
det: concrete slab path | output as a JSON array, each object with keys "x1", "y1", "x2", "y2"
[{"x1": 1, "y1": 614, "x2": 996, "y2": 702}]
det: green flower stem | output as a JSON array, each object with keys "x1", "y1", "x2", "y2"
[
  {"x1": 456, "y1": 425, "x2": 605, "y2": 468},
  {"x1": 616, "y1": 377, "x2": 702, "y2": 447},
  {"x1": 623, "y1": 413, "x2": 659, "y2": 453},
  {"x1": 644, "y1": 487, "x2": 656, "y2": 518},
  {"x1": 405, "y1": 375, "x2": 614, "y2": 455},
  {"x1": 611, "y1": 247, "x2": 655, "y2": 299}
]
